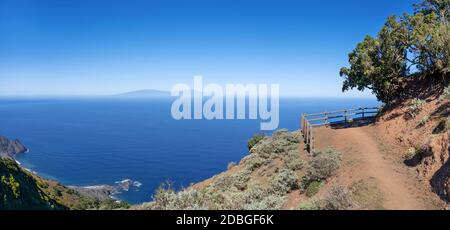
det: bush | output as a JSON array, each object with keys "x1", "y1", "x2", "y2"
[
  {"x1": 318, "y1": 185, "x2": 354, "y2": 210},
  {"x1": 249, "y1": 130, "x2": 299, "y2": 161},
  {"x1": 303, "y1": 148, "x2": 342, "y2": 186},
  {"x1": 244, "y1": 156, "x2": 267, "y2": 171},
  {"x1": 152, "y1": 182, "x2": 178, "y2": 209},
  {"x1": 244, "y1": 195, "x2": 285, "y2": 210},
  {"x1": 152, "y1": 183, "x2": 208, "y2": 210},
  {"x1": 439, "y1": 86, "x2": 450, "y2": 102},
  {"x1": 407, "y1": 98, "x2": 426, "y2": 118},
  {"x1": 210, "y1": 174, "x2": 233, "y2": 192},
  {"x1": 270, "y1": 168, "x2": 299, "y2": 195},
  {"x1": 232, "y1": 169, "x2": 251, "y2": 191},
  {"x1": 305, "y1": 181, "x2": 322, "y2": 197},
  {"x1": 403, "y1": 147, "x2": 417, "y2": 160},
  {"x1": 284, "y1": 150, "x2": 304, "y2": 171},
  {"x1": 417, "y1": 116, "x2": 429, "y2": 127},
  {"x1": 298, "y1": 200, "x2": 318, "y2": 210},
  {"x1": 247, "y1": 133, "x2": 266, "y2": 150},
  {"x1": 239, "y1": 183, "x2": 268, "y2": 202}
]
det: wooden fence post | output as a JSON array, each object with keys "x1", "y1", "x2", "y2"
[{"x1": 344, "y1": 110, "x2": 347, "y2": 123}]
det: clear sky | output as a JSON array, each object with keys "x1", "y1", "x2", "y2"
[{"x1": 0, "y1": 0, "x2": 418, "y2": 97}]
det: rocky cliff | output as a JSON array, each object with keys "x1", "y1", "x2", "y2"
[{"x1": 0, "y1": 135, "x2": 27, "y2": 158}]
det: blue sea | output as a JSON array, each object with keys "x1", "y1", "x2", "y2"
[{"x1": 0, "y1": 98, "x2": 379, "y2": 204}]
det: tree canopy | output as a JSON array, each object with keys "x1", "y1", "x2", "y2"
[{"x1": 340, "y1": 0, "x2": 449, "y2": 103}]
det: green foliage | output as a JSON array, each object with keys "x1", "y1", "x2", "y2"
[
  {"x1": 98, "y1": 199, "x2": 130, "y2": 210},
  {"x1": 249, "y1": 129, "x2": 299, "y2": 159},
  {"x1": 404, "y1": 147, "x2": 417, "y2": 160},
  {"x1": 151, "y1": 182, "x2": 207, "y2": 210},
  {"x1": 146, "y1": 130, "x2": 303, "y2": 210},
  {"x1": 417, "y1": 115, "x2": 430, "y2": 126},
  {"x1": 244, "y1": 155, "x2": 267, "y2": 171},
  {"x1": 232, "y1": 169, "x2": 251, "y2": 191},
  {"x1": 270, "y1": 168, "x2": 299, "y2": 195},
  {"x1": 247, "y1": 133, "x2": 266, "y2": 150},
  {"x1": 244, "y1": 195, "x2": 285, "y2": 210},
  {"x1": 408, "y1": 98, "x2": 426, "y2": 118},
  {"x1": 439, "y1": 86, "x2": 450, "y2": 101},
  {"x1": 0, "y1": 158, "x2": 60, "y2": 210},
  {"x1": 298, "y1": 200, "x2": 318, "y2": 210},
  {"x1": 305, "y1": 181, "x2": 322, "y2": 197},
  {"x1": 317, "y1": 185, "x2": 354, "y2": 210},
  {"x1": 284, "y1": 150, "x2": 304, "y2": 171},
  {"x1": 302, "y1": 148, "x2": 342, "y2": 187},
  {"x1": 340, "y1": 0, "x2": 450, "y2": 103},
  {"x1": 0, "y1": 158, "x2": 123, "y2": 210}
]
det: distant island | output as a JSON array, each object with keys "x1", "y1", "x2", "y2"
[{"x1": 112, "y1": 89, "x2": 171, "y2": 99}]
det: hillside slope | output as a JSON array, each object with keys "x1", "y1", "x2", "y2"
[
  {"x1": 0, "y1": 157, "x2": 128, "y2": 210},
  {"x1": 134, "y1": 79, "x2": 449, "y2": 210},
  {"x1": 374, "y1": 79, "x2": 449, "y2": 203}
]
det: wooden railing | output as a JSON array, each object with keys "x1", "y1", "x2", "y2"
[{"x1": 301, "y1": 107, "x2": 380, "y2": 153}]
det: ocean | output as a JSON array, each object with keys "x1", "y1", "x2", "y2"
[{"x1": 0, "y1": 97, "x2": 379, "y2": 204}]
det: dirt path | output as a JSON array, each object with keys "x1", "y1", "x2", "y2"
[{"x1": 315, "y1": 126, "x2": 428, "y2": 210}]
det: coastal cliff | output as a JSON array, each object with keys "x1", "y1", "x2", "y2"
[
  {"x1": 0, "y1": 157, "x2": 130, "y2": 210},
  {"x1": 0, "y1": 135, "x2": 27, "y2": 158},
  {"x1": 0, "y1": 135, "x2": 129, "y2": 210}
]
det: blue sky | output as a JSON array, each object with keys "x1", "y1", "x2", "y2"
[{"x1": 0, "y1": 0, "x2": 417, "y2": 97}]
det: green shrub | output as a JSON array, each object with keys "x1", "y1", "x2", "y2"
[
  {"x1": 210, "y1": 174, "x2": 233, "y2": 192},
  {"x1": 439, "y1": 86, "x2": 450, "y2": 102},
  {"x1": 152, "y1": 182, "x2": 178, "y2": 209},
  {"x1": 298, "y1": 200, "x2": 318, "y2": 210},
  {"x1": 407, "y1": 98, "x2": 426, "y2": 118},
  {"x1": 249, "y1": 130, "x2": 299, "y2": 159},
  {"x1": 270, "y1": 168, "x2": 299, "y2": 195},
  {"x1": 417, "y1": 116, "x2": 429, "y2": 127},
  {"x1": 152, "y1": 182, "x2": 208, "y2": 210},
  {"x1": 232, "y1": 169, "x2": 251, "y2": 191},
  {"x1": 303, "y1": 148, "x2": 342, "y2": 186},
  {"x1": 284, "y1": 150, "x2": 304, "y2": 171},
  {"x1": 318, "y1": 185, "x2": 354, "y2": 210},
  {"x1": 238, "y1": 183, "x2": 268, "y2": 202},
  {"x1": 247, "y1": 133, "x2": 266, "y2": 150},
  {"x1": 404, "y1": 147, "x2": 417, "y2": 160},
  {"x1": 244, "y1": 156, "x2": 267, "y2": 171},
  {"x1": 244, "y1": 195, "x2": 285, "y2": 210},
  {"x1": 305, "y1": 181, "x2": 322, "y2": 197},
  {"x1": 99, "y1": 200, "x2": 130, "y2": 210}
]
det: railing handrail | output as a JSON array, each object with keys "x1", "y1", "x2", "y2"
[
  {"x1": 303, "y1": 107, "x2": 379, "y2": 117},
  {"x1": 301, "y1": 106, "x2": 380, "y2": 154}
]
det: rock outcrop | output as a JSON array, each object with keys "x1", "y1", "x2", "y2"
[{"x1": 0, "y1": 135, "x2": 27, "y2": 158}]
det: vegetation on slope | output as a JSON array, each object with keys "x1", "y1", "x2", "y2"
[
  {"x1": 134, "y1": 130, "x2": 354, "y2": 210},
  {"x1": 0, "y1": 157, "x2": 129, "y2": 210}
]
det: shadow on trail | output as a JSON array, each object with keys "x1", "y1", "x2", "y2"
[{"x1": 328, "y1": 117, "x2": 377, "y2": 129}]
